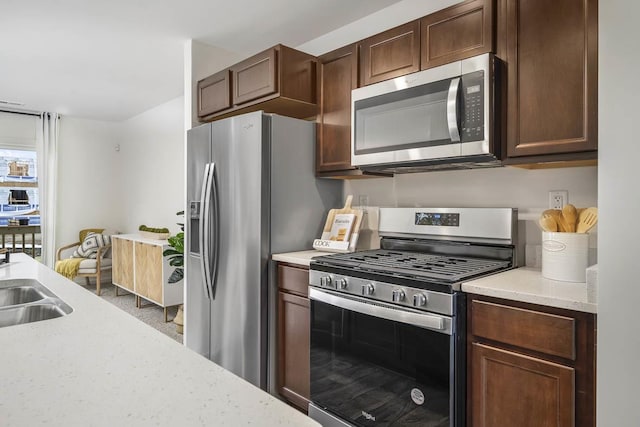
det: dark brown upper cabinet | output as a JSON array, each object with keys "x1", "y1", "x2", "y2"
[
  {"x1": 316, "y1": 45, "x2": 359, "y2": 176},
  {"x1": 359, "y1": 21, "x2": 421, "y2": 86},
  {"x1": 499, "y1": 0, "x2": 598, "y2": 165},
  {"x1": 197, "y1": 45, "x2": 317, "y2": 122},
  {"x1": 315, "y1": 45, "x2": 391, "y2": 178},
  {"x1": 421, "y1": 0, "x2": 494, "y2": 70},
  {"x1": 197, "y1": 69, "x2": 232, "y2": 117},
  {"x1": 231, "y1": 48, "x2": 277, "y2": 105}
]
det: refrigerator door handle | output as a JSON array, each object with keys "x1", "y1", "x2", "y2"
[
  {"x1": 209, "y1": 162, "x2": 220, "y2": 299},
  {"x1": 199, "y1": 163, "x2": 213, "y2": 300}
]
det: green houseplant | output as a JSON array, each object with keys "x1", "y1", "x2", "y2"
[{"x1": 163, "y1": 211, "x2": 184, "y2": 283}]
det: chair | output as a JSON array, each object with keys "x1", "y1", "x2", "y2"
[{"x1": 56, "y1": 228, "x2": 113, "y2": 296}]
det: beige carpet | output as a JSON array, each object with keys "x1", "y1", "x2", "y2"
[{"x1": 79, "y1": 281, "x2": 182, "y2": 344}]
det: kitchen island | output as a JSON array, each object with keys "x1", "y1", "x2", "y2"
[{"x1": 0, "y1": 254, "x2": 319, "y2": 426}]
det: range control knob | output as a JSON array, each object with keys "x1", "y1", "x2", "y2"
[
  {"x1": 361, "y1": 283, "x2": 375, "y2": 296},
  {"x1": 336, "y1": 278, "x2": 348, "y2": 290},
  {"x1": 320, "y1": 276, "x2": 332, "y2": 288},
  {"x1": 392, "y1": 289, "x2": 406, "y2": 302},
  {"x1": 413, "y1": 294, "x2": 428, "y2": 307}
]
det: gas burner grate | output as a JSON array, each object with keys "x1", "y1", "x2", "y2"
[{"x1": 316, "y1": 250, "x2": 510, "y2": 283}]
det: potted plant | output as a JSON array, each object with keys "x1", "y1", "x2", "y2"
[
  {"x1": 163, "y1": 211, "x2": 184, "y2": 333},
  {"x1": 163, "y1": 211, "x2": 184, "y2": 283}
]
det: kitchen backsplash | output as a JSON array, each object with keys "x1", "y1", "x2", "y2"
[{"x1": 344, "y1": 165, "x2": 598, "y2": 266}]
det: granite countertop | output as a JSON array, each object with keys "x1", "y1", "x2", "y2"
[
  {"x1": 462, "y1": 267, "x2": 597, "y2": 313},
  {"x1": 0, "y1": 254, "x2": 319, "y2": 427}
]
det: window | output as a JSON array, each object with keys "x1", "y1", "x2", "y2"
[
  {"x1": 0, "y1": 148, "x2": 39, "y2": 226},
  {"x1": 0, "y1": 111, "x2": 41, "y2": 257}
]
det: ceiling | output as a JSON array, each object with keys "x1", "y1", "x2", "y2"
[{"x1": 1, "y1": 0, "x2": 403, "y2": 121}]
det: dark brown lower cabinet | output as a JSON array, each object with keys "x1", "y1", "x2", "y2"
[
  {"x1": 471, "y1": 343, "x2": 574, "y2": 427},
  {"x1": 277, "y1": 264, "x2": 310, "y2": 412},
  {"x1": 468, "y1": 295, "x2": 596, "y2": 427}
]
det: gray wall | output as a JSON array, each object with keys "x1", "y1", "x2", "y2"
[{"x1": 597, "y1": 0, "x2": 640, "y2": 425}]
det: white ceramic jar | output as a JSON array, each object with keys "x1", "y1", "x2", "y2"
[{"x1": 542, "y1": 231, "x2": 589, "y2": 282}]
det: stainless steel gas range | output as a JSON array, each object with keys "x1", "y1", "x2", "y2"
[{"x1": 308, "y1": 208, "x2": 520, "y2": 427}]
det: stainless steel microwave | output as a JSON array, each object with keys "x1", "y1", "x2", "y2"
[{"x1": 351, "y1": 53, "x2": 501, "y2": 173}]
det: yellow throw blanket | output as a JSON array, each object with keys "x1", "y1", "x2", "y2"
[{"x1": 55, "y1": 258, "x2": 84, "y2": 280}]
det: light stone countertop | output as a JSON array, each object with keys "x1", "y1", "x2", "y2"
[
  {"x1": 0, "y1": 254, "x2": 319, "y2": 427},
  {"x1": 462, "y1": 267, "x2": 597, "y2": 313},
  {"x1": 272, "y1": 250, "x2": 333, "y2": 267}
]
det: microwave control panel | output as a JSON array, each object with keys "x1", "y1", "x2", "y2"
[{"x1": 461, "y1": 70, "x2": 484, "y2": 142}]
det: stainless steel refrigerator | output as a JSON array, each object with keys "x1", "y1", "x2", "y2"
[{"x1": 185, "y1": 111, "x2": 341, "y2": 390}]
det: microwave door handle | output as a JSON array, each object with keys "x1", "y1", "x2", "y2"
[
  {"x1": 447, "y1": 77, "x2": 461, "y2": 143},
  {"x1": 199, "y1": 163, "x2": 214, "y2": 300}
]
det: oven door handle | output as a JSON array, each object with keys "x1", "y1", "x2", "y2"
[{"x1": 309, "y1": 288, "x2": 452, "y2": 335}]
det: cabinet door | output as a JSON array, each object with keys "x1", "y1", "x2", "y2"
[
  {"x1": 112, "y1": 237, "x2": 134, "y2": 291},
  {"x1": 231, "y1": 47, "x2": 278, "y2": 105},
  {"x1": 501, "y1": 0, "x2": 597, "y2": 159},
  {"x1": 421, "y1": 0, "x2": 493, "y2": 70},
  {"x1": 277, "y1": 290, "x2": 310, "y2": 411},
  {"x1": 471, "y1": 343, "x2": 575, "y2": 427},
  {"x1": 197, "y1": 69, "x2": 232, "y2": 117},
  {"x1": 134, "y1": 242, "x2": 163, "y2": 304},
  {"x1": 316, "y1": 44, "x2": 358, "y2": 174},
  {"x1": 359, "y1": 20, "x2": 420, "y2": 86}
]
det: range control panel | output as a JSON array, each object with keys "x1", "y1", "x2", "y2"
[{"x1": 415, "y1": 212, "x2": 460, "y2": 227}]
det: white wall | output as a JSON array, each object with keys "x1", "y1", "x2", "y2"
[
  {"x1": 297, "y1": 0, "x2": 461, "y2": 55},
  {"x1": 345, "y1": 167, "x2": 597, "y2": 210},
  {"x1": 119, "y1": 96, "x2": 185, "y2": 235},
  {"x1": 598, "y1": 1, "x2": 640, "y2": 425},
  {"x1": 346, "y1": 166, "x2": 598, "y2": 254},
  {"x1": 56, "y1": 95, "x2": 185, "y2": 248},
  {"x1": 56, "y1": 116, "x2": 122, "y2": 247}
]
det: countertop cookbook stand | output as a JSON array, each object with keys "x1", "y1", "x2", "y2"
[{"x1": 313, "y1": 195, "x2": 363, "y2": 253}]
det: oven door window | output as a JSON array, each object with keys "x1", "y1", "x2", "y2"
[{"x1": 310, "y1": 299, "x2": 452, "y2": 427}]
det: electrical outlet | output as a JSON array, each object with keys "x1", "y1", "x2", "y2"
[{"x1": 548, "y1": 190, "x2": 568, "y2": 209}]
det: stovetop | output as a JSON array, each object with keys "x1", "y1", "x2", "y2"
[
  {"x1": 312, "y1": 249, "x2": 511, "y2": 284},
  {"x1": 309, "y1": 208, "x2": 518, "y2": 313}
]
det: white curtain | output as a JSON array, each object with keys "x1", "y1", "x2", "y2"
[{"x1": 36, "y1": 112, "x2": 59, "y2": 267}]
